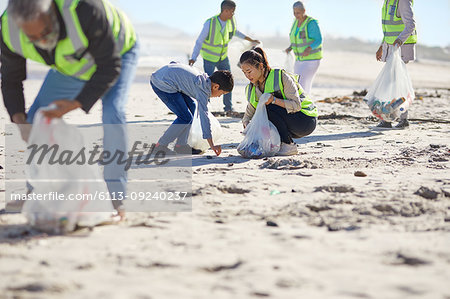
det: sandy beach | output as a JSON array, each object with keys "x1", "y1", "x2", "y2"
[{"x1": 0, "y1": 47, "x2": 449, "y2": 299}]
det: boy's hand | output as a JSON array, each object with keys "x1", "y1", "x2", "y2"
[
  {"x1": 188, "y1": 59, "x2": 195, "y2": 66},
  {"x1": 207, "y1": 138, "x2": 221, "y2": 156},
  {"x1": 212, "y1": 145, "x2": 222, "y2": 156}
]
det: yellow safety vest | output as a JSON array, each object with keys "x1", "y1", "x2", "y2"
[
  {"x1": 200, "y1": 15, "x2": 236, "y2": 63},
  {"x1": 1, "y1": 0, "x2": 136, "y2": 81},
  {"x1": 246, "y1": 69, "x2": 318, "y2": 117},
  {"x1": 289, "y1": 17, "x2": 323, "y2": 61},
  {"x1": 382, "y1": 0, "x2": 417, "y2": 44}
]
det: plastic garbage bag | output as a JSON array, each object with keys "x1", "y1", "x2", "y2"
[
  {"x1": 364, "y1": 46, "x2": 414, "y2": 121},
  {"x1": 188, "y1": 100, "x2": 222, "y2": 152},
  {"x1": 237, "y1": 94, "x2": 281, "y2": 158},
  {"x1": 23, "y1": 107, "x2": 114, "y2": 234},
  {"x1": 284, "y1": 52, "x2": 295, "y2": 74}
]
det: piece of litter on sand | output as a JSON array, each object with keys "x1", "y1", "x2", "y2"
[
  {"x1": 392, "y1": 253, "x2": 431, "y2": 266},
  {"x1": 354, "y1": 171, "x2": 367, "y2": 177},
  {"x1": 314, "y1": 185, "x2": 355, "y2": 193},
  {"x1": 266, "y1": 221, "x2": 278, "y2": 227},
  {"x1": 203, "y1": 261, "x2": 243, "y2": 272},
  {"x1": 134, "y1": 115, "x2": 144, "y2": 117},
  {"x1": 270, "y1": 190, "x2": 281, "y2": 195},
  {"x1": 297, "y1": 172, "x2": 312, "y2": 177},
  {"x1": 414, "y1": 186, "x2": 440, "y2": 200}
]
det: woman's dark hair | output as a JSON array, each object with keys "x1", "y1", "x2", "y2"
[
  {"x1": 221, "y1": 0, "x2": 236, "y2": 11},
  {"x1": 239, "y1": 47, "x2": 271, "y2": 72},
  {"x1": 210, "y1": 70, "x2": 234, "y2": 92}
]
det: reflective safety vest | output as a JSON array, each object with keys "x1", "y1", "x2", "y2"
[
  {"x1": 382, "y1": 0, "x2": 417, "y2": 44},
  {"x1": 289, "y1": 17, "x2": 322, "y2": 61},
  {"x1": 200, "y1": 15, "x2": 236, "y2": 63},
  {"x1": 1, "y1": 0, "x2": 136, "y2": 81},
  {"x1": 245, "y1": 69, "x2": 318, "y2": 118}
]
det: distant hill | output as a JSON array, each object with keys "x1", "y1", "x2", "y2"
[
  {"x1": 134, "y1": 23, "x2": 450, "y2": 62},
  {"x1": 262, "y1": 35, "x2": 450, "y2": 62}
]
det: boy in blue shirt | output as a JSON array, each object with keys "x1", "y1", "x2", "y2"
[{"x1": 150, "y1": 62, "x2": 233, "y2": 156}]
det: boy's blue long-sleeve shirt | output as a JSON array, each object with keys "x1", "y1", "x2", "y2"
[{"x1": 150, "y1": 63, "x2": 212, "y2": 139}]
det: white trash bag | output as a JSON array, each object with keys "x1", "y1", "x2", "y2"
[
  {"x1": 284, "y1": 51, "x2": 295, "y2": 74},
  {"x1": 188, "y1": 100, "x2": 222, "y2": 152},
  {"x1": 364, "y1": 46, "x2": 414, "y2": 121},
  {"x1": 237, "y1": 93, "x2": 281, "y2": 158},
  {"x1": 23, "y1": 107, "x2": 114, "y2": 234}
]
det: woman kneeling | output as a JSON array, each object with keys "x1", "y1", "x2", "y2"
[{"x1": 240, "y1": 47, "x2": 318, "y2": 156}]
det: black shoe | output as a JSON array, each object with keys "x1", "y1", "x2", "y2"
[
  {"x1": 394, "y1": 119, "x2": 409, "y2": 129},
  {"x1": 375, "y1": 120, "x2": 392, "y2": 129},
  {"x1": 154, "y1": 144, "x2": 177, "y2": 156},
  {"x1": 174, "y1": 144, "x2": 203, "y2": 155}
]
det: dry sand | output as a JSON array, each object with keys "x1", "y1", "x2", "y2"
[{"x1": 0, "y1": 51, "x2": 449, "y2": 299}]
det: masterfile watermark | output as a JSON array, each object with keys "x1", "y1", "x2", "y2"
[
  {"x1": 4, "y1": 123, "x2": 193, "y2": 213},
  {"x1": 27, "y1": 141, "x2": 170, "y2": 171}
]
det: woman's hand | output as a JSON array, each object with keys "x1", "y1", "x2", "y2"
[
  {"x1": 285, "y1": 47, "x2": 292, "y2": 54},
  {"x1": 265, "y1": 94, "x2": 275, "y2": 106},
  {"x1": 301, "y1": 46, "x2": 312, "y2": 57}
]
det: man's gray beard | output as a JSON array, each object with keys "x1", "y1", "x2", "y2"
[
  {"x1": 33, "y1": 36, "x2": 57, "y2": 51},
  {"x1": 33, "y1": 13, "x2": 60, "y2": 51}
]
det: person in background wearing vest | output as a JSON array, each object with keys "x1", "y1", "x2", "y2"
[
  {"x1": 240, "y1": 48, "x2": 318, "y2": 156},
  {"x1": 375, "y1": 0, "x2": 417, "y2": 129},
  {"x1": 1, "y1": 0, "x2": 139, "y2": 219},
  {"x1": 188, "y1": 0, "x2": 259, "y2": 117},
  {"x1": 285, "y1": 1, "x2": 323, "y2": 95},
  {"x1": 150, "y1": 63, "x2": 234, "y2": 156}
]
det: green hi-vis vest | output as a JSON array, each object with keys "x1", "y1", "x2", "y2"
[
  {"x1": 289, "y1": 17, "x2": 323, "y2": 61},
  {"x1": 1, "y1": 0, "x2": 136, "y2": 81},
  {"x1": 200, "y1": 15, "x2": 236, "y2": 63},
  {"x1": 382, "y1": 0, "x2": 417, "y2": 44},
  {"x1": 245, "y1": 69, "x2": 318, "y2": 118}
]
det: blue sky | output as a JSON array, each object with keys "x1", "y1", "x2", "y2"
[{"x1": 1, "y1": 0, "x2": 449, "y2": 47}]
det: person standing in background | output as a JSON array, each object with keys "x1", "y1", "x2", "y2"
[
  {"x1": 285, "y1": 1, "x2": 323, "y2": 95},
  {"x1": 189, "y1": 0, "x2": 259, "y2": 116},
  {"x1": 375, "y1": 0, "x2": 417, "y2": 129}
]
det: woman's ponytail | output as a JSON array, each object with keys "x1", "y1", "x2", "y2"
[
  {"x1": 239, "y1": 47, "x2": 271, "y2": 72},
  {"x1": 252, "y1": 47, "x2": 270, "y2": 70}
]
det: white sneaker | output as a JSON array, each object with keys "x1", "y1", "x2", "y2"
[{"x1": 276, "y1": 142, "x2": 298, "y2": 156}]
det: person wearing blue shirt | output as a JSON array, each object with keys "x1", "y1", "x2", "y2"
[{"x1": 285, "y1": 1, "x2": 323, "y2": 94}]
